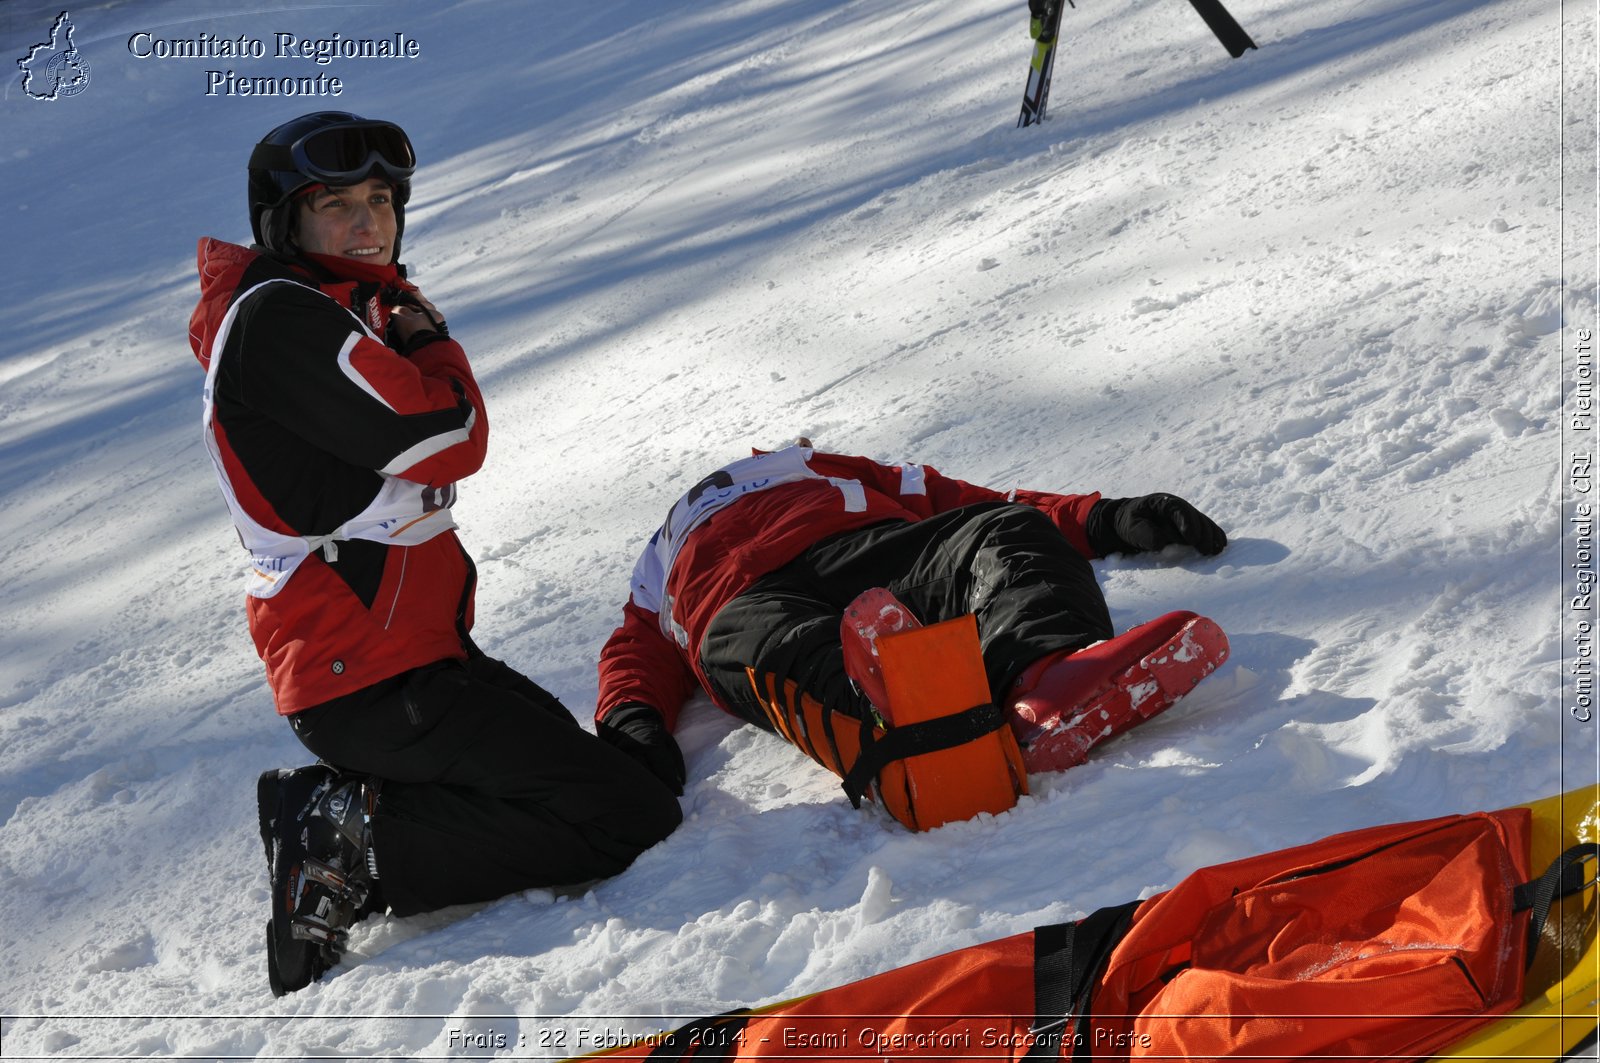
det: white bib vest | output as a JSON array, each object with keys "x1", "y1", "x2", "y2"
[
  {"x1": 630, "y1": 446, "x2": 879, "y2": 646},
  {"x1": 202, "y1": 279, "x2": 460, "y2": 598}
]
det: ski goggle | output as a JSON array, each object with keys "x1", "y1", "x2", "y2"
[{"x1": 251, "y1": 119, "x2": 416, "y2": 190}]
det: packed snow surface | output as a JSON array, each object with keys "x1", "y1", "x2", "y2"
[{"x1": 1, "y1": 0, "x2": 1595, "y2": 1057}]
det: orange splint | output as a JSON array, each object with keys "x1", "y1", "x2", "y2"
[{"x1": 747, "y1": 613, "x2": 1027, "y2": 832}]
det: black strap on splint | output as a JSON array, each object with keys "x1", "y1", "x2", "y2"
[
  {"x1": 647, "y1": 1009, "x2": 754, "y2": 1063},
  {"x1": 1512, "y1": 843, "x2": 1599, "y2": 971},
  {"x1": 1025, "y1": 900, "x2": 1142, "y2": 1061},
  {"x1": 839, "y1": 702, "x2": 1008, "y2": 809}
]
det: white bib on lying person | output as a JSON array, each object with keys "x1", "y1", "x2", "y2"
[{"x1": 631, "y1": 446, "x2": 869, "y2": 645}]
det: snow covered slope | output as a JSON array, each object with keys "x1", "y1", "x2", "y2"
[{"x1": 1, "y1": 0, "x2": 1594, "y2": 1056}]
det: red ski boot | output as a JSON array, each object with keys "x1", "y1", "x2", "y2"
[
  {"x1": 840, "y1": 586, "x2": 923, "y2": 725},
  {"x1": 1007, "y1": 611, "x2": 1229, "y2": 773}
]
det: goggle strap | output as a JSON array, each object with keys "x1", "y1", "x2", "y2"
[{"x1": 248, "y1": 142, "x2": 298, "y2": 172}]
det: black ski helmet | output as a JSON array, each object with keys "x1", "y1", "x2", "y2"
[{"x1": 247, "y1": 111, "x2": 416, "y2": 257}]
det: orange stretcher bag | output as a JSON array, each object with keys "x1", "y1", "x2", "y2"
[
  {"x1": 746, "y1": 613, "x2": 1028, "y2": 832},
  {"x1": 1089, "y1": 805, "x2": 1541, "y2": 1059},
  {"x1": 579, "y1": 792, "x2": 1598, "y2": 1063}
]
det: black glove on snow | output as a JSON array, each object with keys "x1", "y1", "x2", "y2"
[
  {"x1": 1088, "y1": 493, "x2": 1228, "y2": 557},
  {"x1": 598, "y1": 703, "x2": 687, "y2": 796}
]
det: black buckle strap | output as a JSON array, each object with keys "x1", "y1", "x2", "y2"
[
  {"x1": 1513, "y1": 843, "x2": 1599, "y2": 970},
  {"x1": 839, "y1": 702, "x2": 1007, "y2": 809},
  {"x1": 1026, "y1": 901, "x2": 1141, "y2": 1060}
]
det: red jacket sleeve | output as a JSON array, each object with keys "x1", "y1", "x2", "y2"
[
  {"x1": 596, "y1": 599, "x2": 700, "y2": 731},
  {"x1": 922, "y1": 466, "x2": 1101, "y2": 556},
  {"x1": 1010, "y1": 488, "x2": 1102, "y2": 557},
  {"x1": 808, "y1": 451, "x2": 1103, "y2": 557},
  {"x1": 393, "y1": 336, "x2": 490, "y2": 485}
]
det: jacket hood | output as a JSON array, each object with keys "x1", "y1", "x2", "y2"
[
  {"x1": 189, "y1": 238, "x2": 416, "y2": 371},
  {"x1": 189, "y1": 238, "x2": 301, "y2": 372}
]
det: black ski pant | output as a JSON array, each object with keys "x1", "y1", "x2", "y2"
[
  {"x1": 289, "y1": 650, "x2": 682, "y2": 916},
  {"x1": 699, "y1": 501, "x2": 1114, "y2": 730}
]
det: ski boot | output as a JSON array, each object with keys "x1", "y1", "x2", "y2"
[
  {"x1": 840, "y1": 586, "x2": 923, "y2": 725},
  {"x1": 1007, "y1": 610, "x2": 1229, "y2": 773},
  {"x1": 256, "y1": 764, "x2": 381, "y2": 996}
]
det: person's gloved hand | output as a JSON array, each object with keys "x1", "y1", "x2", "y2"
[
  {"x1": 597, "y1": 703, "x2": 687, "y2": 796},
  {"x1": 1088, "y1": 493, "x2": 1227, "y2": 557},
  {"x1": 385, "y1": 287, "x2": 449, "y2": 353}
]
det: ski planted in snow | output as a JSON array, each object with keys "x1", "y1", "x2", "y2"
[
  {"x1": 1186, "y1": 0, "x2": 1257, "y2": 58},
  {"x1": 1016, "y1": 0, "x2": 1067, "y2": 128},
  {"x1": 1016, "y1": 0, "x2": 1255, "y2": 128}
]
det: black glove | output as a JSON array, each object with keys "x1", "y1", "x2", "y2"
[
  {"x1": 385, "y1": 287, "x2": 450, "y2": 333},
  {"x1": 597, "y1": 703, "x2": 687, "y2": 796},
  {"x1": 384, "y1": 287, "x2": 449, "y2": 354},
  {"x1": 1088, "y1": 493, "x2": 1227, "y2": 557}
]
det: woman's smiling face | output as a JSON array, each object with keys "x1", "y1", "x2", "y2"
[{"x1": 295, "y1": 178, "x2": 398, "y2": 264}]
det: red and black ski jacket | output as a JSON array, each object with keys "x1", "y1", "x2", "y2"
[
  {"x1": 595, "y1": 447, "x2": 1102, "y2": 730},
  {"x1": 189, "y1": 238, "x2": 489, "y2": 715}
]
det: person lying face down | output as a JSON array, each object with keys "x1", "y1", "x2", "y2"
[{"x1": 593, "y1": 441, "x2": 1227, "y2": 825}]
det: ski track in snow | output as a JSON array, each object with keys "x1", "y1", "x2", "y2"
[{"x1": 0, "y1": 0, "x2": 1594, "y2": 1056}]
